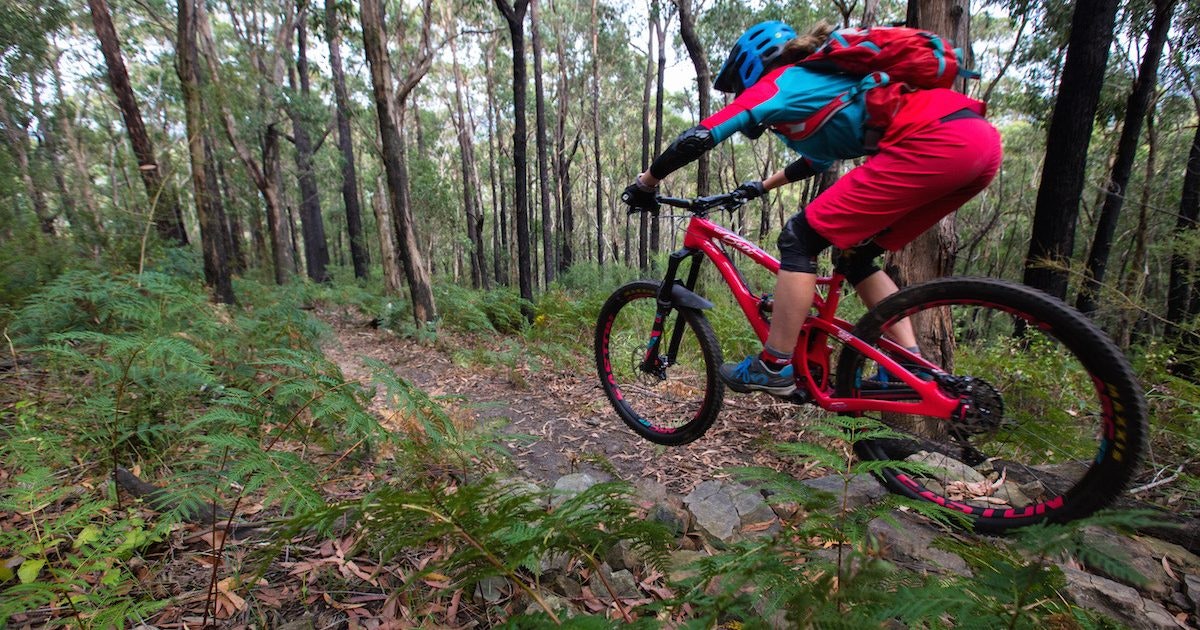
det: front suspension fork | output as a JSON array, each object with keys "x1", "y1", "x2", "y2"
[{"x1": 640, "y1": 248, "x2": 704, "y2": 374}]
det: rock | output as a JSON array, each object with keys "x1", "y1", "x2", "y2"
[
  {"x1": 1135, "y1": 536, "x2": 1200, "y2": 575},
  {"x1": 551, "y1": 473, "x2": 599, "y2": 507},
  {"x1": 667, "y1": 550, "x2": 706, "y2": 583},
  {"x1": 906, "y1": 451, "x2": 986, "y2": 484},
  {"x1": 771, "y1": 500, "x2": 801, "y2": 522},
  {"x1": 634, "y1": 479, "x2": 671, "y2": 505},
  {"x1": 683, "y1": 481, "x2": 779, "y2": 543},
  {"x1": 552, "y1": 574, "x2": 583, "y2": 599},
  {"x1": 522, "y1": 592, "x2": 575, "y2": 619},
  {"x1": 539, "y1": 550, "x2": 572, "y2": 576},
  {"x1": 867, "y1": 514, "x2": 972, "y2": 577},
  {"x1": 1079, "y1": 528, "x2": 1176, "y2": 599},
  {"x1": 1185, "y1": 573, "x2": 1200, "y2": 617},
  {"x1": 991, "y1": 482, "x2": 1032, "y2": 508},
  {"x1": 605, "y1": 540, "x2": 645, "y2": 574},
  {"x1": 648, "y1": 502, "x2": 689, "y2": 536},
  {"x1": 1017, "y1": 479, "x2": 1047, "y2": 501},
  {"x1": 473, "y1": 576, "x2": 509, "y2": 605},
  {"x1": 801, "y1": 474, "x2": 888, "y2": 510},
  {"x1": 685, "y1": 484, "x2": 740, "y2": 542},
  {"x1": 1061, "y1": 566, "x2": 1181, "y2": 629},
  {"x1": 589, "y1": 566, "x2": 640, "y2": 602}
]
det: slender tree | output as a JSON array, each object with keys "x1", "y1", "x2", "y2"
[
  {"x1": 1021, "y1": 0, "x2": 1121, "y2": 299},
  {"x1": 445, "y1": 6, "x2": 487, "y2": 289},
  {"x1": 197, "y1": 1, "x2": 297, "y2": 284},
  {"x1": 590, "y1": 0, "x2": 604, "y2": 265},
  {"x1": 88, "y1": 0, "x2": 188, "y2": 245},
  {"x1": 175, "y1": 0, "x2": 235, "y2": 304},
  {"x1": 360, "y1": 0, "x2": 438, "y2": 323},
  {"x1": 496, "y1": 0, "x2": 535, "y2": 305},
  {"x1": 325, "y1": 0, "x2": 370, "y2": 280},
  {"x1": 530, "y1": 0, "x2": 556, "y2": 285},
  {"x1": 1076, "y1": 0, "x2": 1177, "y2": 314},
  {"x1": 288, "y1": 3, "x2": 330, "y2": 283},
  {"x1": 675, "y1": 0, "x2": 711, "y2": 194},
  {"x1": 1167, "y1": 117, "x2": 1200, "y2": 338}
]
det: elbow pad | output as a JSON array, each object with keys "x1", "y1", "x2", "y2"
[
  {"x1": 648, "y1": 125, "x2": 715, "y2": 180},
  {"x1": 783, "y1": 158, "x2": 819, "y2": 183}
]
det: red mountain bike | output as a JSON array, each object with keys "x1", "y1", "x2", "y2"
[{"x1": 594, "y1": 192, "x2": 1146, "y2": 532}]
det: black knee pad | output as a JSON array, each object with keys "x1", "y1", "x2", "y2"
[
  {"x1": 833, "y1": 243, "x2": 885, "y2": 285},
  {"x1": 777, "y1": 212, "x2": 831, "y2": 274}
]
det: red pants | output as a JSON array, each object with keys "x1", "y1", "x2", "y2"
[{"x1": 805, "y1": 116, "x2": 1003, "y2": 250}]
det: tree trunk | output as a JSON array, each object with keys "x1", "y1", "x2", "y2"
[
  {"x1": 372, "y1": 177, "x2": 405, "y2": 294},
  {"x1": 1075, "y1": 0, "x2": 1176, "y2": 314},
  {"x1": 1021, "y1": 0, "x2": 1120, "y2": 300},
  {"x1": 197, "y1": 1, "x2": 296, "y2": 284},
  {"x1": 288, "y1": 8, "x2": 330, "y2": 283},
  {"x1": 176, "y1": 0, "x2": 235, "y2": 304},
  {"x1": 484, "y1": 49, "x2": 506, "y2": 286},
  {"x1": 1167, "y1": 124, "x2": 1200, "y2": 337},
  {"x1": 554, "y1": 12, "x2": 575, "y2": 274},
  {"x1": 530, "y1": 0, "x2": 555, "y2": 285},
  {"x1": 638, "y1": 2, "x2": 654, "y2": 270},
  {"x1": 446, "y1": 8, "x2": 487, "y2": 289},
  {"x1": 89, "y1": 0, "x2": 188, "y2": 245},
  {"x1": 651, "y1": 0, "x2": 668, "y2": 257},
  {"x1": 883, "y1": 0, "x2": 971, "y2": 438},
  {"x1": 360, "y1": 0, "x2": 437, "y2": 323},
  {"x1": 496, "y1": 0, "x2": 535, "y2": 306},
  {"x1": 590, "y1": 0, "x2": 604, "y2": 265},
  {"x1": 325, "y1": 0, "x2": 370, "y2": 280},
  {"x1": 50, "y1": 55, "x2": 104, "y2": 249},
  {"x1": 675, "y1": 0, "x2": 711, "y2": 194}
]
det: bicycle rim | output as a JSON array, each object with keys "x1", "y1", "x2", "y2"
[
  {"x1": 595, "y1": 281, "x2": 723, "y2": 446},
  {"x1": 836, "y1": 278, "x2": 1145, "y2": 532}
]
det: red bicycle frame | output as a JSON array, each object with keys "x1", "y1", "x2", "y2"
[{"x1": 660, "y1": 208, "x2": 961, "y2": 419}]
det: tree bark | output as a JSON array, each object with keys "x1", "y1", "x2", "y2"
[
  {"x1": 1021, "y1": 0, "x2": 1120, "y2": 299},
  {"x1": 638, "y1": 1, "x2": 654, "y2": 270},
  {"x1": 1076, "y1": 0, "x2": 1176, "y2": 314},
  {"x1": 675, "y1": 0, "x2": 711, "y2": 194},
  {"x1": 325, "y1": 0, "x2": 369, "y2": 280},
  {"x1": 651, "y1": 0, "x2": 669, "y2": 257},
  {"x1": 530, "y1": 0, "x2": 555, "y2": 285},
  {"x1": 590, "y1": 0, "x2": 604, "y2": 265},
  {"x1": 88, "y1": 0, "x2": 188, "y2": 245},
  {"x1": 176, "y1": 0, "x2": 235, "y2": 304},
  {"x1": 288, "y1": 5, "x2": 330, "y2": 283},
  {"x1": 484, "y1": 48, "x2": 506, "y2": 286},
  {"x1": 1167, "y1": 120, "x2": 1200, "y2": 337},
  {"x1": 553, "y1": 9, "x2": 575, "y2": 274},
  {"x1": 446, "y1": 7, "x2": 487, "y2": 289},
  {"x1": 196, "y1": 0, "x2": 296, "y2": 284},
  {"x1": 360, "y1": 0, "x2": 437, "y2": 323},
  {"x1": 496, "y1": 0, "x2": 535, "y2": 306},
  {"x1": 372, "y1": 176, "x2": 405, "y2": 294}
]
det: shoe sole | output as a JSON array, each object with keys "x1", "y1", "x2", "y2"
[{"x1": 721, "y1": 379, "x2": 796, "y2": 397}]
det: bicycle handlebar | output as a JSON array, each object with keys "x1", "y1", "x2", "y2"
[{"x1": 630, "y1": 191, "x2": 744, "y2": 216}]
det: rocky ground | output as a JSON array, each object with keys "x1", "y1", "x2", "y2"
[{"x1": 315, "y1": 305, "x2": 1200, "y2": 629}]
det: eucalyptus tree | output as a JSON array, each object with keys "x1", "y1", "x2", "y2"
[
  {"x1": 287, "y1": 0, "x2": 330, "y2": 283},
  {"x1": 1077, "y1": 0, "x2": 1178, "y2": 315},
  {"x1": 324, "y1": 0, "x2": 369, "y2": 280},
  {"x1": 88, "y1": 0, "x2": 188, "y2": 246},
  {"x1": 1021, "y1": 0, "x2": 1121, "y2": 300},
  {"x1": 495, "y1": 0, "x2": 535, "y2": 304},
  {"x1": 176, "y1": 0, "x2": 235, "y2": 304},
  {"x1": 360, "y1": 0, "x2": 438, "y2": 323}
]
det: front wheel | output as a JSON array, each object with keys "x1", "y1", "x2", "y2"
[
  {"x1": 595, "y1": 280, "x2": 724, "y2": 446},
  {"x1": 835, "y1": 277, "x2": 1146, "y2": 533}
]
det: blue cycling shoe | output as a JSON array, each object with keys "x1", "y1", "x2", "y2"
[{"x1": 718, "y1": 356, "x2": 796, "y2": 396}]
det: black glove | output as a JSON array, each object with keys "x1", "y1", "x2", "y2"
[
  {"x1": 734, "y1": 180, "x2": 766, "y2": 201},
  {"x1": 621, "y1": 177, "x2": 659, "y2": 210}
]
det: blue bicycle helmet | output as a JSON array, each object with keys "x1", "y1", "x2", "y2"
[{"x1": 713, "y1": 21, "x2": 797, "y2": 95}]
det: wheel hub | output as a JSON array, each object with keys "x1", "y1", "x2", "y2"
[{"x1": 944, "y1": 376, "x2": 1005, "y2": 438}]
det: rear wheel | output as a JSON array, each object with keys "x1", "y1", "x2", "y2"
[
  {"x1": 595, "y1": 280, "x2": 724, "y2": 446},
  {"x1": 835, "y1": 277, "x2": 1146, "y2": 532}
]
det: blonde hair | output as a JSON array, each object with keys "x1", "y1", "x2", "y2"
[{"x1": 777, "y1": 21, "x2": 836, "y2": 65}]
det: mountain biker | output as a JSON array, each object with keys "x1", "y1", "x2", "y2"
[{"x1": 621, "y1": 20, "x2": 1002, "y2": 397}]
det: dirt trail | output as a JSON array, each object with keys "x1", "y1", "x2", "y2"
[{"x1": 317, "y1": 305, "x2": 822, "y2": 493}]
